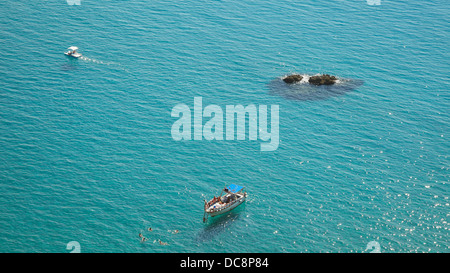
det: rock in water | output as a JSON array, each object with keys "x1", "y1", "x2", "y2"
[
  {"x1": 308, "y1": 74, "x2": 337, "y2": 85},
  {"x1": 283, "y1": 74, "x2": 303, "y2": 84},
  {"x1": 268, "y1": 75, "x2": 363, "y2": 101}
]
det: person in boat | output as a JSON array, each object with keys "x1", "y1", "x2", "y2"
[
  {"x1": 208, "y1": 196, "x2": 218, "y2": 207},
  {"x1": 220, "y1": 195, "x2": 230, "y2": 204}
]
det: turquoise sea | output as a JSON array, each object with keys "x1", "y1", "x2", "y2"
[{"x1": 0, "y1": 0, "x2": 448, "y2": 252}]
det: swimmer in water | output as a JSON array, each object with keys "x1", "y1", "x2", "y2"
[{"x1": 139, "y1": 233, "x2": 148, "y2": 243}]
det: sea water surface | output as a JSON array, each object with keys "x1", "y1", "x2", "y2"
[{"x1": 0, "y1": 0, "x2": 448, "y2": 252}]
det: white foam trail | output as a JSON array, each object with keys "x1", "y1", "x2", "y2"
[
  {"x1": 79, "y1": 56, "x2": 114, "y2": 65},
  {"x1": 78, "y1": 56, "x2": 131, "y2": 73}
]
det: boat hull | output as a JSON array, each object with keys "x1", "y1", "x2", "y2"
[
  {"x1": 65, "y1": 52, "x2": 82, "y2": 58},
  {"x1": 207, "y1": 194, "x2": 246, "y2": 217}
]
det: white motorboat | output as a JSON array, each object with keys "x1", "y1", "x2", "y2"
[
  {"x1": 64, "y1": 46, "x2": 82, "y2": 58},
  {"x1": 203, "y1": 184, "x2": 247, "y2": 222}
]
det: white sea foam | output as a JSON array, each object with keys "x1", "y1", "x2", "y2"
[{"x1": 79, "y1": 56, "x2": 112, "y2": 65}]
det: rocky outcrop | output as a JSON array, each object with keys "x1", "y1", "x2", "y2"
[
  {"x1": 270, "y1": 75, "x2": 363, "y2": 101},
  {"x1": 308, "y1": 74, "x2": 337, "y2": 85},
  {"x1": 282, "y1": 74, "x2": 303, "y2": 84},
  {"x1": 283, "y1": 73, "x2": 338, "y2": 85}
]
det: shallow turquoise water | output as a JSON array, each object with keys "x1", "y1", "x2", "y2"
[{"x1": 0, "y1": 0, "x2": 448, "y2": 252}]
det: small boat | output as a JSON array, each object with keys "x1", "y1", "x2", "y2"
[
  {"x1": 203, "y1": 184, "x2": 247, "y2": 222},
  {"x1": 64, "y1": 46, "x2": 82, "y2": 58}
]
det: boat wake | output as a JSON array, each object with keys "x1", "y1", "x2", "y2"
[
  {"x1": 268, "y1": 74, "x2": 364, "y2": 101},
  {"x1": 79, "y1": 56, "x2": 115, "y2": 65},
  {"x1": 75, "y1": 55, "x2": 131, "y2": 73}
]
